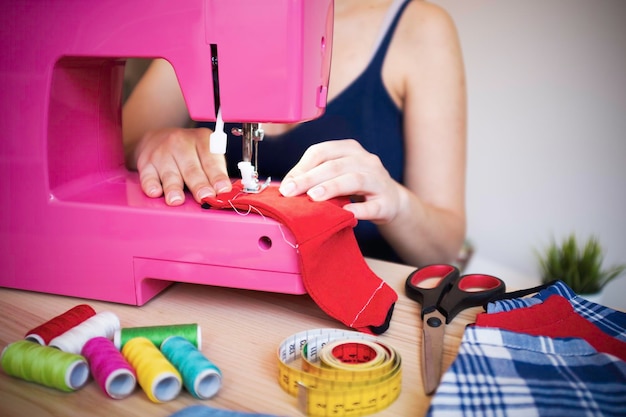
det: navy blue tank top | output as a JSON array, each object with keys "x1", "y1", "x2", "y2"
[{"x1": 200, "y1": 0, "x2": 410, "y2": 263}]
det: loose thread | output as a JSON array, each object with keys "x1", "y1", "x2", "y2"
[
  {"x1": 349, "y1": 281, "x2": 385, "y2": 328},
  {"x1": 82, "y1": 337, "x2": 136, "y2": 399},
  {"x1": 227, "y1": 200, "x2": 298, "y2": 250},
  {"x1": 49, "y1": 311, "x2": 120, "y2": 354},
  {"x1": 24, "y1": 304, "x2": 96, "y2": 345},
  {"x1": 1, "y1": 340, "x2": 89, "y2": 392},
  {"x1": 114, "y1": 323, "x2": 200, "y2": 350},
  {"x1": 161, "y1": 336, "x2": 222, "y2": 400},
  {"x1": 122, "y1": 337, "x2": 181, "y2": 403}
]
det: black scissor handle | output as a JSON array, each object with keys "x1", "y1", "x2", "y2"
[
  {"x1": 405, "y1": 264, "x2": 460, "y2": 318},
  {"x1": 439, "y1": 274, "x2": 506, "y2": 323}
]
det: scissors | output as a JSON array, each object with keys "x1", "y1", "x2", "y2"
[{"x1": 405, "y1": 264, "x2": 506, "y2": 395}]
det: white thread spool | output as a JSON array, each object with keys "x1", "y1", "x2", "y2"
[{"x1": 49, "y1": 311, "x2": 121, "y2": 354}]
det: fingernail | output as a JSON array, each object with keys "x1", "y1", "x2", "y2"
[
  {"x1": 167, "y1": 191, "x2": 183, "y2": 205},
  {"x1": 147, "y1": 187, "x2": 160, "y2": 197},
  {"x1": 197, "y1": 186, "x2": 214, "y2": 200},
  {"x1": 279, "y1": 180, "x2": 296, "y2": 196},
  {"x1": 307, "y1": 186, "x2": 325, "y2": 200},
  {"x1": 214, "y1": 180, "x2": 231, "y2": 194}
]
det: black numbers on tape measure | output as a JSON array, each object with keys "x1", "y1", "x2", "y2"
[{"x1": 278, "y1": 329, "x2": 402, "y2": 416}]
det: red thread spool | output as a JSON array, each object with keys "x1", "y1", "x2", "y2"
[{"x1": 25, "y1": 304, "x2": 96, "y2": 345}]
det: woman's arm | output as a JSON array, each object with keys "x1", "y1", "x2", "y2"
[
  {"x1": 122, "y1": 59, "x2": 231, "y2": 205},
  {"x1": 382, "y1": 2, "x2": 467, "y2": 265},
  {"x1": 280, "y1": 3, "x2": 467, "y2": 266}
]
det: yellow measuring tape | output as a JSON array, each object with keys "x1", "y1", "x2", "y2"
[{"x1": 277, "y1": 328, "x2": 402, "y2": 417}]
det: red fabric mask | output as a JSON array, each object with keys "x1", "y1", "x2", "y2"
[{"x1": 202, "y1": 182, "x2": 397, "y2": 334}]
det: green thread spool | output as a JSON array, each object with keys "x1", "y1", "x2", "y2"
[
  {"x1": 114, "y1": 323, "x2": 200, "y2": 349},
  {"x1": 1, "y1": 340, "x2": 89, "y2": 392},
  {"x1": 161, "y1": 336, "x2": 222, "y2": 399}
]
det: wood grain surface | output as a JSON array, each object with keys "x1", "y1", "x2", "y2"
[{"x1": 0, "y1": 259, "x2": 479, "y2": 417}]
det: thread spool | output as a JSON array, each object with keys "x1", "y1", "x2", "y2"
[
  {"x1": 114, "y1": 323, "x2": 200, "y2": 349},
  {"x1": 82, "y1": 337, "x2": 136, "y2": 399},
  {"x1": 161, "y1": 336, "x2": 222, "y2": 400},
  {"x1": 122, "y1": 336, "x2": 181, "y2": 403},
  {"x1": 1, "y1": 340, "x2": 89, "y2": 391},
  {"x1": 24, "y1": 304, "x2": 96, "y2": 345},
  {"x1": 49, "y1": 311, "x2": 120, "y2": 354}
]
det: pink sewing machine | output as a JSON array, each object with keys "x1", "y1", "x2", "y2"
[{"x1": 0, "y1": 1, "x2": 333, "y2": 304}]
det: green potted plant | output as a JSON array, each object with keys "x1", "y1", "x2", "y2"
[{"x1": 536, "y1": 234, "x2": 626, "y2": 296}]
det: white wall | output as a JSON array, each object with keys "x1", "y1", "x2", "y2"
[{"x1": 431, "y1": 0, "x2": 626, "y2": 308}]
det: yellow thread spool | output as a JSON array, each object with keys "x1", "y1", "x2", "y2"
[{"x1": 121, "y1": 337, "x2": 181, "y2": 403}]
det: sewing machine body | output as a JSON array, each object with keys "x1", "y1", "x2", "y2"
[{"x1": 0, "y1": 0, "x2": 334, "y2": 304}]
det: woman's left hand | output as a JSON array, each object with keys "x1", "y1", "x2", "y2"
[{"x1": 278, "y1": 139, "x2": 404, "y2": 224}]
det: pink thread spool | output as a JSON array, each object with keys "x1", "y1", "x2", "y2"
[
  {"x1": 82, "y1": 337, "x2": 136, "y2": 399},
  {"x1": 24, "y1": 304, "x2": 96, "y2": 345}
]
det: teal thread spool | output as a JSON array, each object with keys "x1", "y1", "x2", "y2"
[
  {"x1": 161, "y1": 336, "x2": 222, "y2": 399},
  {"x1": 114, "y1": 323, "x2": 200, "y2": 349},
  {"x1": 1, "y1": 340, "x2": 89, "y2": 392}
]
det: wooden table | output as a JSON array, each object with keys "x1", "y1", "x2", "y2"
[{"x1": 0, "y1": 259, "x2": 479, "y2": 417}]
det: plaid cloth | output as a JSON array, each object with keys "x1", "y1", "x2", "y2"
[
  {"x1": 426, "y1": 326, "x2": 626, "y2": 417},
  {"x1": 487, "y1": 281, "x2": 626, "y2": 342}
]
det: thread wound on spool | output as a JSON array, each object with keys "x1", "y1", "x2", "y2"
[
  {"x1": 114, "y1": 323, "x2": 200, "y2": 349},
  {"x1": 24, "y1": 304, "x2": 96, "y2": 345},
  {"x1": 122, "y1": 336, "x2": 181, "y2": 403},
  {"x1": 1, "y1": 340, "x2": 89, "y2": 391},
  {"x1": 82, "y1": 337, "x2": 136, "y2": 399},
  {"x1": 49, "y1": 311, "x2": 120, "y2": 354},
  {"x1": 161, "y1": 336, "x2": 222, "y2": 400}
]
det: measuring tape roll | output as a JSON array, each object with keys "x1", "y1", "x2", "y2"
[{"x1": 277, "y1": 329, "x2": 402, "y2": 417}]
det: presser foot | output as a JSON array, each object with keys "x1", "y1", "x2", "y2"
[
  {"x1": 238, "y1": 160, "x2": 270, "y2": 193},
  {"x1": 242, "y1": 177, "x2": 271, "y2": 194}
]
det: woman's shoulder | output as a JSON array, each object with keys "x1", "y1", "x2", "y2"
[
  {"x1": 398, "y1": 1, "x2": 460, "y2": 45},
  {"x1": 382, "y1": 0, "x2": 465, "y2": 116}
]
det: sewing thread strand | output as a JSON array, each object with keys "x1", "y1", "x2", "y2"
[{"x1": 227, "y1": 200, "x2": 298, "y2": 250}]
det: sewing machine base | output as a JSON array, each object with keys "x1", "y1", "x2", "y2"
[{"x1": 1, "y1": 170, "x2": 305, "y2": 306}]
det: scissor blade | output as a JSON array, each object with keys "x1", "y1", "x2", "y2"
[{"x1": 421, "y1": 310, "x2": 447, "y2": 395}]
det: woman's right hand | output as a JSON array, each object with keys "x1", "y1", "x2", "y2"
[{"x1": 131, "y1": 126, "x2": 232, "y2": 206}]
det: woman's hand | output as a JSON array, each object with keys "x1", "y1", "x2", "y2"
[
  {"x1": 279, "y1": 139, "x2": 404, "y2": 224},
  {"x1": 131, "y1": 127, "x2": 232, "y2": 206}
]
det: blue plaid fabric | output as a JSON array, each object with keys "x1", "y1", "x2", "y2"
[
  {"x1": 427, "y1": 327, "x2": 626, "y2": 417},
  {"x1": 487, "y1": 281, "x2": 626, "y2": 342}
]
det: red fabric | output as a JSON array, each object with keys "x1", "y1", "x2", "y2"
[
  {"x1": 475, "y1": 294, "x2": 626, "y2": 361},
  {"x1": 202, "y1": 182, "x2": 397, "y2": 334}
]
